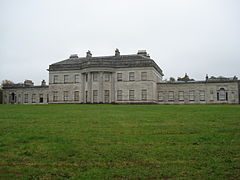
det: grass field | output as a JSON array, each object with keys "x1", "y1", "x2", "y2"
[{"x1": 0, "y1": 104, "x2": 240, "y2": 179}]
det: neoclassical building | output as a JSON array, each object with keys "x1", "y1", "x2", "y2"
[{"x1": 2, "y1": 49, "x2": 240, "y2": 104}]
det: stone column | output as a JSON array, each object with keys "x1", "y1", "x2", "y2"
[
  {"x1": 111, "y1": 72, "x2": 115, "y2": 103},
  {"x1": 99, "y1": 71, "x2": 104, "y2": 103}
]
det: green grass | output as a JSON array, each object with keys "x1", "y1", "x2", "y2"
[{"x1": 0, "y1": 104, "x2": 240, "y2": 179}]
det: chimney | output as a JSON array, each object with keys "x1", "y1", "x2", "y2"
[
  {"x1": 137, "y1": 50, "x2": 149, "y2": 57},
  {"x1": 69, "y1": 54, "x2": 78, "y2": 58},
  {"x1": 41, "y1": 80, "x2": 46, "y2": 86},
  {"x1": 86, "y1": 50, "x2": 92, "y2": 58},
  {"x1": 115, "y1": 48, "x2": 120, "y2": 56}
]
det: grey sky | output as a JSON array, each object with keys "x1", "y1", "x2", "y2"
[{"x1": 1, "y1": 0, "x2": 239, "y2": 85}]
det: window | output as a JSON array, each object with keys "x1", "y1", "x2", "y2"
[
  {"x1": 64, "y1": 91, "x2": 68, "y2": 101},
  {"x1": 93, "y1": 73, "x2": 98, "y2": 82},
  {"x1": 93, "y1": 90, "x2": 98, "y2": 103},
  {"x1": 158, "y1": 91, "x2": 164, "y2": 101},
  {"x1": 39, "y1": 94, "x2": 43, "y2": 103},
  {"x1": 129, "y1": 90, "x2": 134, "y2": 101},
  {"x1": 178, "y1": 91, "x2": 184, "y2": 101},
  {"x1": 64, "y1": 75, "x2": 69, "y2": 84},
  {"x1": 141, "y1": 89, "x2": 147, "y2": 101},
  {"x1": 168, "y1": 91, "x2": 174, "y2": 101},
  {"x1": 47, "y1": 94, "x2": 49, "y2": 102},
  {"x1": 74, "y1": 91, "x2": 79, "y2": 101},
  {"x1": 53, "y1": 75, "x2": 58, "y2": 84},
  {"x1": 117, "y1": 90, "x2": 122, "y2": 101},
  {"x1": 75, "y1": 74, "x2": 80, "y2": 83},
  {"x1": 117, "y1": 73, "x2": 122, "y2": 81},
  {"x1": 32, "y1": 94, "x2": 36, "y2": 103},
  {"x1": 189, "y1": 90, "x2": 195, "y2": 101},
  {"x1": 105, "y1": 73, "x2": 110, "y2": 82},
  {"x1": 53, "y1": 91, "x2": 58, "y2": 102},
  {"x1": 129, "y1": 72, "x2": 135, "y2": 81},
  {"x1": 104, "y1": 90, "x2": 110, "y2": 103},
  {"x1": 210, "y1": 90, "x2": 214, "y2": 101},
  {"x1": 199, "y1": 91, "x2": 205, "y2": 101},
  {"x1": 24, "y1": 94, "x2": 28, "y2": 103},
  {"x1": 218, "y1": 88, "x2": 227, "y2": 101},
  {"x1": 141, "y1": 72, "x2": 147, "y2": 81},
  {"x1": 86, "y1": 74, "x2": 88, "y2": 82}
]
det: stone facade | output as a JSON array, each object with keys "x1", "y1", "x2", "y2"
[
  {"x1": 2, "y1": 50, "x2": 240, "y2": 104},
  {"x1": 157, "y1": 81, "x2": 240, "y2": 104}
]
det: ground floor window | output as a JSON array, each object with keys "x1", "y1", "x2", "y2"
[
  {"x1": 24, "y1": 94, "x2": 28, "y2": 103},
  {"x1": 74, "y1": 91, "x2": 79, "y2": 101},
  {"x1": 32, "y1": 94, "x2": 36, "y2": 103},
  {"x1": 117, "y1": 90, "x2": 122, "y2": 101},
  {"x1": 158, "y1": 91, "x2": 164, "y2": 101},
  {"x1": 93, "y1": 90, "x2": 98, "y2": 103},
  {"x1": 104, "y1": 90, "x2": 110, "y2": 103},
  {"x1": 217, "y1": 88, "x2": 228, "y2": 101},
  {"x1": 178, "y1": 91, "x2": 184, "y2": 101},
  {"x1": 53, "y1": 91, "x2": 58, "y2": 102},
  {"x1": 189, "y1": 90, "x2": 195, "y2": 101},
  {"x1": 199, "y1": 90, "x2": 205, "y2": 101},
  {"x1": 129, "y1": 90, "x2": 134, "y2": 101},
  {"x1": 64, "y1": 91, "x2": 68, "y2": 101},
  {"x1": 168, "y1": 91, "x2": 174, "y2": 101},
  {"x1": 141, "y1": 89, "x2": 147, "y2": 101},
  {"x1": 39, "y1": 94, "x2": 43, "y2": 103}
]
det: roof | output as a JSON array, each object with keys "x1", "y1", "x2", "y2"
[{"x1": 48, "y1": 54, "x2": 163, "y2": 75}]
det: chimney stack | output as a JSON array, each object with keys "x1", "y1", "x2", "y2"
[{"x1": 86, "y1": 50, "x2": 92, "y2": 58}]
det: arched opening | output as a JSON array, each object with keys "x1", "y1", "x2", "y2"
[
  {"x1": 10, "y1": 92, "x2": 16, "y2": 104},
  {"x1": 217, "y1": 88, "x2": 227, "y2": 101}
]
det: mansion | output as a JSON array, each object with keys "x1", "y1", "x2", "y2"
[{"x1": 2, "y1": 49, "x2": 240, "y2": 104}]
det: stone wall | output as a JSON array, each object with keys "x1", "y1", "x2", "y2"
[
  {"x1": 157, "y1": 81, "x2": 239, "y2": 104},
  {"x1": 3, "y1": 86, "x2": 49, "y2": 104}
]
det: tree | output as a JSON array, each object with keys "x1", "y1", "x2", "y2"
[
  {"x1": 1, "y1": 80, "x2": 14, "y2": 87},
  {"x1": 0, "y1": 88, "x2": 2, "y2": 104},
  {"x1": 169, "y1": 77, "x2": 175, "y2": 82}
]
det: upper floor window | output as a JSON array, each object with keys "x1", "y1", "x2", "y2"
[
  {"x1": 93, "y1": 73, "x2": 98, "y2": 82},
  {"x1": 129, "y1": 72, "x2": 135, "y2": 81},
  {"x1": 75, "y1": 74, "x2": 80, "y2": 83},
  {"x1": 53, "y1": 75, "x2": 58, "y2": 84},
  {"x1": 141, "y1": 72, "x2": 147, "y2": 81},
  {"x1": 117, "y1": 73, "x2": 122, "y2": 81},
  {"x1": 105, "y1": 73, "x2": 110, "y2": 82},
  {"x1": 64, "y1": 75, "x2": 69, "y2": 84}
]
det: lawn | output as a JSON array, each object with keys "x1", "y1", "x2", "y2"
[{"x1": 0, "y1": 104, "x2": 239, "y2": 179}]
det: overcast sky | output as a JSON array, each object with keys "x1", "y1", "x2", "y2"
[{"x1": 1, "y1": 0, "x2": 239, "y2": 85}]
